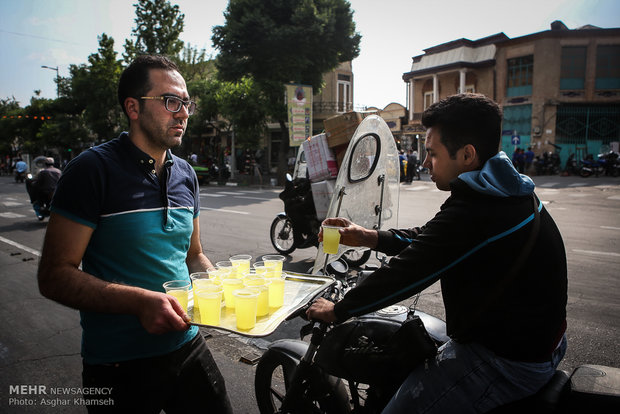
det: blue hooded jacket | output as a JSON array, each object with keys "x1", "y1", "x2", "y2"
[
  {"x1": 459, "y1": 151, "x2": 534, "y2": 197},
  {"x1": 334, "y1": 151, "x2": 567, "y2": 362}
]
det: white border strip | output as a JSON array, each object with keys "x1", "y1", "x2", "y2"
[{"x1": 0, "y1": 236, "x2": 41, "y2": 256}]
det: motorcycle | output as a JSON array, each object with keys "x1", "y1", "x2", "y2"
[
  {"x1": 580, "y1": 151, "x2": 620, "y2": 178},
  {"x1": 25, "y1": 173, "x2": 52, "y2": 220},
  {"x1": 563, "y1": 154, "x2": 580, "y2": 176},
  {"x1": 255, "y1": 264, "x2": 620, "y2": 413},
  {"x1": 25, "y1": 156, "x2": 59, "y2": 221},
  {"x1": 256, "y1": 119, "x2": 620, "y2": 413},
  {"x1": 270, "y1": 117, "x2": 399, "y2": 268}
]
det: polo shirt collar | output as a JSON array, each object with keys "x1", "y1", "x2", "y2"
[{"x1": 120, "y1": 132, "x2": 175, "y2": 174}]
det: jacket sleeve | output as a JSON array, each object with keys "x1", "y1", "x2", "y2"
[
  {"x1": 375, "y1": 227, "x2": 424, "y2": 256},
  {"x1": 333, "y1": 195, "x2": 481, "y2": 321}
]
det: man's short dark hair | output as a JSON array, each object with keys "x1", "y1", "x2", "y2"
[
  {"x1": 118, "y1": 55, "x2": 180, "y2": 118},
  {"x1": 421, "y1": 93, "x2": 503, "y2": 166}
]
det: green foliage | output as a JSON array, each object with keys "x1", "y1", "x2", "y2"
[
  {"x1": 188, "y1": 77, "x2": 268, "y2": 148},
  {"x1": 212, "y1": 0, "x2": 361, "y2": 178},
  {"x1": 123, "y1": 0, "x2": 185, "y2": 62},
  {"x1": 212, "y1": 0, "x2": 361, "y2": 96},
  {"x1": 176, "y1": 44, "x2": 217, "y2": 83}
]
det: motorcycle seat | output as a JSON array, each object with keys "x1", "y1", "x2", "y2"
[{"x1": 488, "y1": 369, "x2": 570, "y2": 413}]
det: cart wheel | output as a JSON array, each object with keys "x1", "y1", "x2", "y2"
[
  {"x1": 342, "y1": 249, "x2": 371, "y2": 268},
  {"x1": 270, "y1": 216, "x2": 296, "y2": 255}
]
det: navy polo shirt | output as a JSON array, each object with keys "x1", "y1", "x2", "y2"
[{"x1": 51, "y1": 132, "x2": 200, "y2": 364}]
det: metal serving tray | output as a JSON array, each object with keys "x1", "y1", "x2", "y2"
[{"x1": 188, "y1": 272, "x2": 334, "y2": 337}]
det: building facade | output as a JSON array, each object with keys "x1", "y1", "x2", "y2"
[{"x1": 402, "y1": 21, "x2": 620, "y2": 167}]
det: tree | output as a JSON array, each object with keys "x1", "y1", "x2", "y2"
[
  {"x1": 212, "y1": 0, "x2": 361, "y2": 182},
  {"x1": 0, "y1": 97, "x2": 22, "y2": 155},
  {"x1": 69, "y1": 34, "x2": 125, "y2": 142},
  {"x1": 176, "y1": 44, "x2": 217, "y2": 83},
  {"x1": 124, "y1": 0, "x2": 185, "y2": 62}
]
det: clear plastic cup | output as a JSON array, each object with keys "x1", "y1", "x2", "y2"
[
  {"x1": 268, "y1": 275, "x2": 286, "y2": 309},
  {"x1": 194, "y1": 285, "x2": 223, "y2": 326},
  {"x1": 215, "y1": 260, "x2": 235, "y2": 277},
  {"x1": 252, "y1": 261, "x2": 269, "y2": 277},
  {"x1": 233, "y1": 288, "x2": 259, "y2": 330},
  {"x1": 222, "y1": 278, "x2": 244, "y2": 309},
  {"x1": 243, "y1": 275, "x2": 266, "y2": 287},
  {"x1": 190, "y1": 272, "x2": 211, "y2": 288},
  {"x1": 322, "y1": 225, "x2": 342, "y2": 254},
  {"x1": 248, "y1": 285, "x2": 270, "y2": 317},
  {"x1": 230, "y1": 254, "x2": 252, "y2": 277},
  {"x1": 262, "y1": 255, "x2": 285, "y2": 278},
  {"x1": 163, "y1": 280, "x2": 191, "y2": 313},
  {"x1": 207, "y1": 267, "x2": 230, "y2": 283}
]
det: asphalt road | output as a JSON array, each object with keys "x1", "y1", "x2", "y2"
[{"x1": 0, "y1": 172, "x2": 618, "y2": 413}]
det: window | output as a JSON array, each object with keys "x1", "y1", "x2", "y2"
[
  {"x1": 560, "y1": 46, "x2": 587, "y2": 90},
  {"x1": 506, "y1": 55, "x2": 533, "y2": 97},
  {"x1": 337, "y1": 79, "x2": 351, "y2": 112},
  {"x1": 595, "y1": 45, "x2": 620, "y2": 89},
  {"x1": 556, "y1": 105, "x2": 620, "y2": 145},
  {"x1": 424, "y1": 91, "x2": 434, "y2": 110}
]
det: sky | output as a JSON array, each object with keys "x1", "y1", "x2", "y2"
[{"x1": 1, "y1": 0, "x2": 619, "y2": 109}]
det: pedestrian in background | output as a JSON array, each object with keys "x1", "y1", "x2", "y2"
[
  {"x1": 525, "y1": 147, "x2": 535, "y2": 174},
  {"x1": 37, "y1": 55, "x2": 232, "y2": 413},
  {"x1": 406, "y1": 149, "x2": 419, "y2": 182}
]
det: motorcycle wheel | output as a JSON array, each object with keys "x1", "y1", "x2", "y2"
[
  {"x1": 342, "y1": 249, "x2": 372, "y2": 268},
  {"x1": 580, "y1": 168, "x2": 592, "y2": 178},
  {"x1": 255, "y1": 349, "x2": 351, "y2": 414},
  {"x1": 270, "y1": 216, "x2": 296, "y2": 255}
]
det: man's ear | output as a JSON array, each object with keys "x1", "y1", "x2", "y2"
[
  {"x1": 462, "y1": 144, "x2": 480, "y2": 168},
  {"x1": 124, "y1": 97, "x2": 140, "y2": 121}
]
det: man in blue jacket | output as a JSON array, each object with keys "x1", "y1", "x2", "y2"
[{"x1": 308, "y1": 93, "x2": 567, "y2": 413}]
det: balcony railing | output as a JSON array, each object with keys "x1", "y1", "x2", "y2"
[{"x1": 313, "y1": 101, "x2": 354, "y2": 114}]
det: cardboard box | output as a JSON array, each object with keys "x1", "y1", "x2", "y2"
[
  {"x1": 332, "y1": 143, "x2": 349, "y2": 168},
  {"x1": 311, "y1": 179, "x2": 336, "y2": 221},
  {"x1": 324, "y1": 111, "x2": 364, "y2": 148},
  {"x1": 302, "y1": 133, "x2": 338, "y2": 182}
]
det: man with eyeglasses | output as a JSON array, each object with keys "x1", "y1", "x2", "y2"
[{"x1": 37, "y1": 55, "x2": 232, "y2": 412}]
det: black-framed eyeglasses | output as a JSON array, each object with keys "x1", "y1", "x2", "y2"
[{"x1": 140, "y1": 95, "x2": 196, "y2": 115}]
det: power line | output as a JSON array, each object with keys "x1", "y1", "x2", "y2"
[{"x1": 0, "y1": 29, "x2": 88, "y2": 47}]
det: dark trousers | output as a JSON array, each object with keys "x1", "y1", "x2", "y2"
[{"x1": 82, "y1": 333, "x2": 232, "y2": 413}]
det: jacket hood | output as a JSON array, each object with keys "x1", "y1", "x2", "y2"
[{"x1": 458, "y1": 151, "x2": 535, "y2": 197}]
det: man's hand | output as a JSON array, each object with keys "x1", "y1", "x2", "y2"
[
  {"x1": 306, "y1": 298, "x2": 338, "y2": 323},
  {"x1": 136, "y1": 290, "x2": 191, "y2": 335},
  {"x1": 319, "y1": 217, "x2": 378, "y2": 249}
]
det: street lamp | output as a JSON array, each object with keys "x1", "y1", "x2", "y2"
[{"x1": 41, "y1": 65, "x2": 59, "y2": 98}]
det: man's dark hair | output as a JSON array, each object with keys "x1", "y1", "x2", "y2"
[
  {"x1": 117, "y1": 55, "x2": 180, "y2": 118},
  {"x1": 421, "y1": 93, "x2": 503, "y2": 166}
]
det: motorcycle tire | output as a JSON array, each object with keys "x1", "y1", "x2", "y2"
[
  {"x1": 255, "y1": 349, "x2": 350, "y2": 414},
  {"x1": 270, "y1": 216, "x2": 296, "y2": 255},
  {"x1": 342, "y1": 249, "x2": 372, "y2": 268},
  {"x1": 580, "y1": 168, "x2": 592, "y2": 178}
]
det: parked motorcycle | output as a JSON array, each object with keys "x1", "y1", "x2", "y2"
[
  {"x1": 563, "y1": 153, "x2": 580, "y2": 176},
  {"x1": 270, "y1": 116, "x2": 400, "y2": 269},
  {"x1": 535, "y1": 151, "x2": 561, "y2": 175}
]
